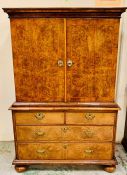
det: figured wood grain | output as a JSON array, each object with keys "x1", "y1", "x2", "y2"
[
  {"x1": 62, "y1": 126, "x2": 114, "y2": 141},
  {"x1": 16, "y1": 125, "x2": 114, "y2": 141},
  {"x1": 17, "y1": 142, "x2": 113, "y2": 160},
  {"x1": 66, "y1": 18, "x2": 119, "y2": 102},
  {"x1": 11, "y1": 18, "x2": 65, "y2": 102},
  {"x1": 66, "y1": 112, "x2": 116, "y2": 125},
  {"x1": 15, "y1": 112, "x2": 64, "y2": 125},
  {"x1": 17, "y1": 143, "x2": 65, "y2": 160},
  {"x1": 16, "y1": 126, "x2": 63, "y2": 141},
  {"x1": 65, "y1": 143, "x2": 113, "y2": 160}
]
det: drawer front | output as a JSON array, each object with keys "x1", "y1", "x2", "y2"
[
  {"x1": 17, "y1": 143, "x2": 113, "y2": 160},
  {"x1": 62, "y1": 126, "x2": 114, "y2": 141},
  {"x1": 16, "y1": 126, "x2": 113, "y2": 141},
  {"x1": 15, "y1": 112, "x2": 64, "y2": 125},
  {"x1": 16, "y1": 126, "x2": 62, "y2": 141},
  {"x1": 66, "y1": 143, "x2": 113, "y2": 160},
  {"x1": 66, "y1": 112, "x2": 115, "y2": 125},
  {"x1": 17, "y1": 143, "x2": 65, "y2": 160}
]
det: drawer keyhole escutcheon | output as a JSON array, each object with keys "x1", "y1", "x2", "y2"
[
  {"x1": 35, "y1": 112, "x2": 45, "y2": 120},
  {"x1": 83, "y1": 129, "x2": 94, "y2": 138},
  {"x1": 35, "y1": 130, "x2": 45, "y2": 136},
  {"x1": 37, "y1": 149, "x2": 46, "y2": 154},
  {"x1": 62, "y1": 127, "x2": 69, "y2": 133},
  {"x1": 84, "y1": 113, "x2": 95, "y2": 120},
  {"x1": 63, "y1": 144, "x2": 68, "y2": 149},
  {"x1": 84, "y1": 149, "x2": 94, "y2": 154}
]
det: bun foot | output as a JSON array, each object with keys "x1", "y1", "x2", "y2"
[
  {"x1": 104, "y1": 165, "x2": 116, "y2": 173},
  {"x1": 15, "y1": 165, "x2": 28, "y2": 173}
]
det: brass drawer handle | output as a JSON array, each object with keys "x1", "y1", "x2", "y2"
[
  {"x1": 84, "y1": 149, "x2": 94, "y2": 154},
  {"x1": 35, "y1": 112, "x2": 45, "y2": 120},
  {"x1": 35, "y1": 130, "x2": 45, "y2": 136},
  {"x1": 83, "y1": 129, "x2": 94, "y2": 138},
  {"x1": 58, "y1": 59, "x2": 64, "y2": 67},
  {"x1": 62, "y1": 127, "x2": 69, "y2": 133},
  {"x1": 84, "y1": 113, "x2": 95, "y2": 120},
  {"x1": 37, "y1": 149, "x2": 46, "y2": 154}
]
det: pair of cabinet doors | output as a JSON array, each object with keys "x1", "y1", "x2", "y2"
[{"x1": 11, "y1": 18, "x2": 119, "y2": 103}]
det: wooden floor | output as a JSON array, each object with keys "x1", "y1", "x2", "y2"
[{"x1": 0, "y1": 142, "x2": 127, "y2": 175}]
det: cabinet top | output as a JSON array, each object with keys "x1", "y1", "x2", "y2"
[{"x1": 3, "y1": 7, "x2": 126, "y2": 18}]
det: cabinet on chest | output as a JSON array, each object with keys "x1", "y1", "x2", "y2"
[{"x1": 3, "y1": 7, "x2": 126, "y2": 173}]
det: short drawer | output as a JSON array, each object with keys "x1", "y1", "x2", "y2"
[
  {"x1": 16, "y1": 126, "x2": 62, "y2": 141},
  {"x1": 62, "y1": 126, "x2": 114, "y2": 141},
  {"x1": 17, "y1": 143, "x2": 65, "y2": 160},
  {"x1": 66, "y1": 112, "x2": 115, "y2": 125},
  {"x1": 66, "y1": 143, "x2": 113, "y2": 160},
  {"x1": 16, "y1": 125, "x2": 113, "y2": 141},
  {"x1": 15, "y1": 112, "x2": 64, "y2": 125}
]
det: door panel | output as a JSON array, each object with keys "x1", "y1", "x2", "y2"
[
  {"x1": 11, "y1": 18, "x2": 65, "y2": 102},
  {"x1": 66, "y1": 18, "x2": 119, "y2": 102}
]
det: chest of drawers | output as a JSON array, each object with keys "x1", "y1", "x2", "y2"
[
  {"x1": 4, "y1": 8, "x2": 126, "y2": 173},
  {"x1": 11, "y1": 107, "x2": 118, "y2": 172},
  {"x1": 14, "y1": 110, "x2": 116, "y2": 158}
]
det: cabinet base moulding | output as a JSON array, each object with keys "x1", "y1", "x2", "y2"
[
  {"x1": 13, "y1": 159, "x2": 117, "y2": 165},
  {"x1": 13, "y1": 159, "x2": 117, "y2": 173}
]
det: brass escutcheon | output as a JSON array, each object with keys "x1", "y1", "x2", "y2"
[
  {"x1": 62, "y1": 127, "x2": 69, "y2": 133},
  {"x1": 84, "y1": 113, "x2": 95, "y2": 120},
  {"x1": 35, "y1": 112, "x2": 45, "y2": 120},
  {"x1": 83, "y1": 129, "x2": 94, "y2": 138},
  {"x1": 63, "y1": 144, "x2": 68, "y2": 149},
  {"x1": 36, "y1": 149, "x2": 46, "y2": 154},
  {"x1": 35, "y1": 130, "x2": 45, "y2": 136},
  {"x1": 84, "y1": 149, "x2": 94, "y2": 154}
]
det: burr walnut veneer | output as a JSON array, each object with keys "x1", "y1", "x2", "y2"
[{"x1": 3, "y1": 8, "x2": 126, "y2": 173}]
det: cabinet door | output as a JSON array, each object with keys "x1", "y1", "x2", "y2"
[
  {"x1": 66, "y1": 18, "x2": 119, "y2": 102},
  {"x1": 11, "y1": 18, "x2": 65, "y2": 102}
]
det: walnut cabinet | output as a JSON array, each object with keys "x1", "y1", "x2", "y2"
[{"x1": 3, "y1": 8, "x2": 126, "y2": 173}]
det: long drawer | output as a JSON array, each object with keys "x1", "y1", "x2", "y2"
[
  {"x1": 66, "y1": 112, "x2": 115, "y2": 125},
  {"x1": 17, "y1": 142, "x2": 113, "y2": 160},
  {"x1": 16, "y1": 125, "x2": 114, "y2": 141},
  {"x1": 15, "y1": 112, "x2": 64, "y2": 125}
]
